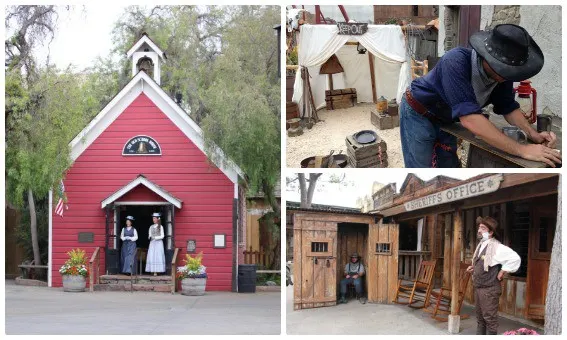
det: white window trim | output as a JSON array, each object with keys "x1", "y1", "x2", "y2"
[
  {"x1": 126, "y1": 35, "x2": 165, "y2": 59},
  {"x1": 101, "y1": 175, "x2": 182, "y2": 209}
]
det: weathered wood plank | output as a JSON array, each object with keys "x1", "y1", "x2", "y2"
[
  {"x1": 378, "y1": 223, "x2": 389, "y2": 303},
  {"x1": 443, "y1": 214, "x2": 453, "y2": 289},
  {"x1": 301, "y1": 230, "x2": 315, "y2": 304},
  {"x1": 388, "y1": 223, "x2": 400, "y2": 304},
  {"x1": 451, "y1": 209, "x2": 462, "y2": 315},
  {"x1": 292, "y1": 212, "x2": 375, "y2": 225},
  {"x1": 293, "y1": 222, "x2": 303, "y2": 309},
  {"x1": 515, "y1": 280, "x2": 526, "y2": 318},
  {"x1": 367, "y1": 223, "x2": 378, "y2": 302}
]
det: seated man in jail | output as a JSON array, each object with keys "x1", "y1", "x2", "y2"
[{"x1": 339, "y1": 252, "x2": 366, "y2": 304}]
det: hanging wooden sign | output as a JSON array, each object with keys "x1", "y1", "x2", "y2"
[
  {"x1": 122, "y1": 135, "x2": 162, "y2": 155},
  {"x1": 337, "y1": 22, "x2": 368, "y2": 35},
  {"x1": 404, "y1": 174, "x2": 503, "y2": 211}
]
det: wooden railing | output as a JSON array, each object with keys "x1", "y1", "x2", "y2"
[
  {"x1": 398, "y1": 250, "x2": 431, "y2": 281},
  {"x1": 89, "y1": 247, "x2": 100, "y2": 292},
  {"x1": 243, "y1": 246, "x2": 275, "y2": 269},
  {"x1": 170, "y1": 248, "x2": 180, "y2": 294}
]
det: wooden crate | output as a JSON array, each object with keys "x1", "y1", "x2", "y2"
[
  {"x1": 371, "y1": 109, "x2": 399, "y2": 130},
  {"x1": 325, "y1": 88, "x2": 357, "y2": 110},
  {"x1": 347, "y1": 154, "x2": 388, "y2": 168},
  {"x1": 345, "y1": 134, "x2": 388, "y2": 168},
  {"x1": 345, "y1": 133, "x2": 387, "y2": 158}
]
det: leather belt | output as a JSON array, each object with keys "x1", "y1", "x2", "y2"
[{"x1": 405, "y1": 88, "x2": 440, "y2": 123}]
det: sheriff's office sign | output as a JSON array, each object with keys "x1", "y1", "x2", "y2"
[
  {"x1": 404, "y1": 174, "x2": 503, "y2": 211},
  {"x1": 337, "y1": 22, "x2": 368, "y2": 35},
  {"x1": 123, "y1": 135, "x2": 162, "y2": 155}
]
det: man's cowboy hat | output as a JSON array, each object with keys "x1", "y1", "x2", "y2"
[
  {"x1": 126, "y1": 215, "x2": 135, "y2": 221},
  {"x1": 469, "y1": 24, "x2": 544, "y2": 82},
  {"x1": 476, "y1": 216, "x2": 500, "y2": 239},
  {"x1": 350, "y1": 252, "x2": 360, "y2": 258}
]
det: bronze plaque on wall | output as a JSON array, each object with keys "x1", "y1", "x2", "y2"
[{"x1": 78, "y1": 232, "x2": 94, "y2": 243}]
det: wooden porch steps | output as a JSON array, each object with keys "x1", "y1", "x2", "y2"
[{"x1": 94, "y1": 274, "x2": 173, "y2": 293}]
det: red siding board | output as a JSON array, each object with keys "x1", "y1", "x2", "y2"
[
  {"x1": 53, "y1": 93, "x2": 236, "y2": 291},
  {"x1": 116, "y1": 185, "x2": 168, "y2": 202}
]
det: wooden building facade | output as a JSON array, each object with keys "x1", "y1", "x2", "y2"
[
  {"x1": 289, "y1": 203, "x2": 402, "y2": 309},
  {"x1": 49, "y1": 34, "x2": 247, "y2": 292},
  {"x1": 377, "y1": 173, "x2": 559, "y2": 328},
  {"x1": 289, "y1": 173, "x2": 559, "y2": 332}
]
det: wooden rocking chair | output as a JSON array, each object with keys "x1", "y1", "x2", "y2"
[
  {"x1": 425, "y1": 262, "x2": 472, "y2": 321},
  {"x1": 392, "y1": 259, "x2": 437, "y2": 308}
]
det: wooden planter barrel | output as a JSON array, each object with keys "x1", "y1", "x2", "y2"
[
  {"x1": 62, "y1": 275, "x2": 86, "y2": 292},
  {"x1": 181, "y1": 278, "x2": 207, "y2": 296},
  {"x1": 286, "y1": 102, "x2": 300, "y2": 129}
]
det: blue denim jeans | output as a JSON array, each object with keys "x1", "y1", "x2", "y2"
[
  {"x1": 340, "y1": 277, "x2": 363, "y2": 296},
  {"x1": 400, "y1": 95, "x2": 459, "y2": 168}
]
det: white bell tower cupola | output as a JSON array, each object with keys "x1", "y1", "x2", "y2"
[{"x1": 126, "y1": 33, "x2": 166, "y2": 85}]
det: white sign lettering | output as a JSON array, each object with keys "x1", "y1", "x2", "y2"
[
  {"x1": 336, "y1": 22, "x2": 368, "y2": 36},
  {"x1": 403, "y1": 174, "x2": 503, "y2": 211}
]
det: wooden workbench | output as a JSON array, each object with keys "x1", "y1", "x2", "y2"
[{"x1": 441, "y1": 114, "x2": 562, "y2": 168}]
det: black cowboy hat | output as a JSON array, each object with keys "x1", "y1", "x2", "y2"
[{"x1": 469, "y1": 24, "x2": 544, "y2": 82}]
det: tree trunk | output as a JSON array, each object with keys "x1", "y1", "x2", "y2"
[
  {"x1": 545, "y1": 176, "x2": 561, "y2": 334},
  {"x1": 298, "y1": 174, "x2": 308, "y2": 208},
  {"x1": 298, "y1": 173, "x2": 322, "y2": 209},
  {"x1": 28, "y1": 188, "x2": 41, "y2": 266},
  {"x1": 306, "y1": 174, "x2": 321, "y2": 208}
]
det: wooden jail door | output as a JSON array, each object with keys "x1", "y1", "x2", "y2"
[
  {"x1": 367, "y1": 221, "x2": 399, "y2": 304},
  {"x1": 526, "y1": 196, "x2": 557, "y2": 320},
  {"x1": 293, "y1": 219, "x2": 338, "y2": 310}
]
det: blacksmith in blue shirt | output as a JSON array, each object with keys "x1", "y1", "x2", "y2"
[{"x1": 400, "y1": 24, "x2": 560, "y2": 167}]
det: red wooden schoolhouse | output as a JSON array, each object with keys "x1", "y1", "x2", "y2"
[{"x1": 48, "y1": 34, "x2": 247, "y2": 292}]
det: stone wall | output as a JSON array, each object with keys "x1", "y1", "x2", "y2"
[
  {"x1": 439, "y1": 6, "x2": 460, "y2": 55},
  {"x1": 481, "y1": 5, "x2": 562, "y2": 117}
]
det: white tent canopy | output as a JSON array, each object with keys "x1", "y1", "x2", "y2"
[{"x1": 292, "y1": 24, "x2": 411, "y2": 116}]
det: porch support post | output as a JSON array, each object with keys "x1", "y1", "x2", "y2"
[{"x1": 448, "y1": 206, "x2": 463, "y2": 334}]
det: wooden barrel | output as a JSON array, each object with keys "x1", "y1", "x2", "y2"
[
  {"x1": 286, "y1": 75, "x2": 295, "y2": 102},
  {"x1": 287, "y1": 118, "x2": 301, "y2": 129},
  {"x1": 286, "y1": 102, "x2": 299, "y2": 129}
]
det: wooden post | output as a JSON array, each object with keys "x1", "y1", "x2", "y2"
[
  {"x1": 328, "y1": 74, "x2": 334, "y2": 91},
  {"x1": 449, "y1": 207, "x2": 463, "y2": 334},
  {"x1": 368, "y1": 52, "x2": 378, "y2": 103}
]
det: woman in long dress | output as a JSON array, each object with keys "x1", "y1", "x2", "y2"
[
  {"x1": 146, "y1": 212, "x2": 165, "y2": 275},
  {"x1": 120, "y1": 216, "x2": 138, "y2": 276}
]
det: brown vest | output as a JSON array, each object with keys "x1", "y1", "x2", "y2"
[{"x1": 473, "y1": 245, "x2": 502, "y2": 288}]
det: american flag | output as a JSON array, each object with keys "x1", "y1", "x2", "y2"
[{"x1": 55, "y1": 180, "x2": 68, "y2": 217}]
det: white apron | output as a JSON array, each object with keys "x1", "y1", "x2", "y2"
[{"x1": 145, "y1": 224, "x2": 165, "y2": 273}]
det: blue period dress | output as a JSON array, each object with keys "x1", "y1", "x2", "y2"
[
  {"x1": 120, "y1": 227, "x2": 138, "y2": 274},
  {"x1": 145, "y1": 224, "x2": 165, "y2": 273}
]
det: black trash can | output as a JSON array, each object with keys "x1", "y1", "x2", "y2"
[{"x1": 238, "y1": 264, "x2": 257, "y2": 293}]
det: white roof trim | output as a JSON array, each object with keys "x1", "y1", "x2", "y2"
[
  {"x1": 69, "y1": 71, "x2": 244, "y2": 184},
  {"x1": 126, "y1": 35, "x2": 165, "y2": 59},
  {"x1": 101, "y1": 176, "x2": 182, "y2": 209}
]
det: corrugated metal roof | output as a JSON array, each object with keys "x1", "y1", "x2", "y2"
[{"x1": 286, "y1": 201, "x2": 376, "y2": 216}]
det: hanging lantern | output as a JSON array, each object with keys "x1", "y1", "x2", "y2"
[{"x1": 514, "y1": 80, "x2": 537, "y2": 124}]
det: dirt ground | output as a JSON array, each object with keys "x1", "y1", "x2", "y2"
[
  {"x1": 286, "y1": 103, "x2": 404, "y2": 168},
  {"x1": 286, "y1": 284, "x2": 543, "y2": 335}
]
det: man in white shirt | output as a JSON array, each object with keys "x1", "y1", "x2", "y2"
[{"x1": 467, "y1": 216, "x2": 521, "y2": 335}]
